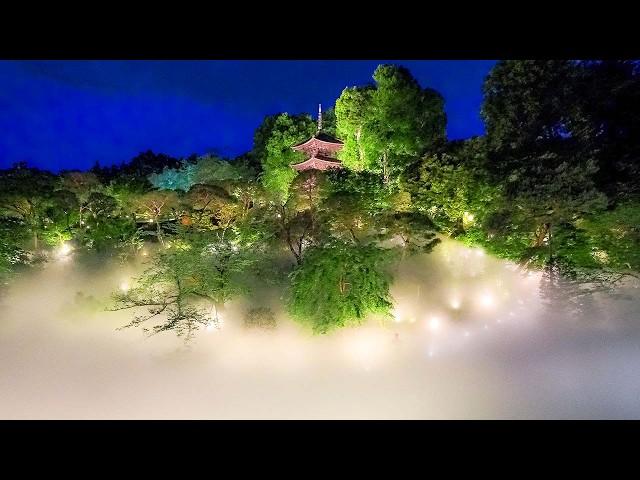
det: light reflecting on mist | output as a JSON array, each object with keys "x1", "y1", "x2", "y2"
[{"x1": 0, "y1": 238, "x2": 639, "y2": 419}]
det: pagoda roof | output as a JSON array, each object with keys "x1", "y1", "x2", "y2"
[
  {"x1": 291, "y1": 154, "x2": 343, "y2": 172},
  {"x1": 292, "y1": 132, "x2": 343, "y2": 151}
]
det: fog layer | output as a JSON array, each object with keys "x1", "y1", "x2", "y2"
[{"x1": 1, "y1": 239, "x2": 639, "y2": 419}]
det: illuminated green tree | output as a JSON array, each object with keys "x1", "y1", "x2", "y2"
[
  {"x1": 402, "y1": 138, "x2": 502, "y2": 235},
  {"x1": 336, "y1": 64, "x2": 446, "y2": 183},
  {"x1": 288, "y1": 242, "x2": 395, "y2": 334},
  {"x1": 0, "y1": 163, "x2": 57, "y2": 250},
  {"x1": 111, "y1": 231, "x2": 257, "y2": 341},
  {"x1": 254, "y1": 113, "x2": 316, "y2": 202}
]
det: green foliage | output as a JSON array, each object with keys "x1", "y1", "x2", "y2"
[
  {"x1": 335, "y1": 86, "x2": 378, "y2": 171},
  {"x1": 0, "y1": 218, "x2": 31, "y2": 286},
  {"x1": 81, "y1": 215, "x2": 140, "y2": 253},
  {"x1": 335, "y1": 64, "x2": 446, "y2": 183},
  {"x1": 481, "y1": 60, "x2": 580, "y2": 152},
  {"x1": 0, "y1": 163, "x2": 58, "y2": 249},
  {"x1": 148, "y1": 163, "x2": 197, "y2": 192},
  {"x1": 376, "y1": 212, "x2": 441, "y2": 255},
  {"x1": 112, "y1": 230, "x2": 257, "y2": 340},
  {"x1": 577, "y1": 201, "x2": 640, "y2": 271},
  {"x1": 288, "y1": 242, "x2": 395, "y2": 334},
  {"x1": 148, "y1": 155, "x2": 255, "y2": 193},
  {"x1": 253, "y1": 113, "x2": 316, "y2": 201},
  {"x1": 402, "y1": 139, "x2": 502, "y2": 234}
]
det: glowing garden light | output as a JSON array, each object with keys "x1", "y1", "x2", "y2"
[
  {"x1": 462, "y1": 211, "x2": 475, "y2": 229},
  {"x1": 119, "y1": 281, "x2": 130, "y2": 293},
  {"x1": 479, "y1": 292, "x2": 494, "y2": 308},
  {"x1": 56, "y1": 242, "x2": 73, "y2": 260},
  {"x1": 427, "y1": 316, "x2": 441, "y2": 332}
]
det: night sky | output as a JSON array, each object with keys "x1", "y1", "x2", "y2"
[{"x1": 0, "y1": 60, "x2": 497, "y2": 172}]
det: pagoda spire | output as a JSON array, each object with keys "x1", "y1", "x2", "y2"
[{"x1": 317, "y1": 103, "x2": 322, "y2": 132}]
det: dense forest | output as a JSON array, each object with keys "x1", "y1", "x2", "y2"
[{"x1": 1, "y1": 61, "x2": 639, "y2": 340}]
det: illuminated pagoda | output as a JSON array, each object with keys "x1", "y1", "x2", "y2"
[{"x1": 290, "y1": 104, "x2": 344, "y2": 172}]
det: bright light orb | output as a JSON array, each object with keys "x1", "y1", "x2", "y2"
[
  {"x1": 428, "y1": 316, "x2": 441, "y2": 332},
  {"x1": 463, "y1": 211, "x2": 475, "y2": 224},
  {"x1": 479, "y1": 292, "x2": 494, "y2": 308},
  {"x1": 450, "y1": 298, "x2": 461, "y2": 310},
  {"x1": 119, "y1": 281, "x2": 130, "y2": 293},
  {"x1": 56, "y1": 242, "x2": 73, "y2": 260}
]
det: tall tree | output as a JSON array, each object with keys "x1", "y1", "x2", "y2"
[
  {"x1": 111, "y1": 230, "x2": 256, "y2": 341},
  {"x1": 336, "y1": 64, "x2": 446, "y2": 183},
  {"x1": 288, "y1": 242, "x2": 395, "y2": 334},
  {"x1": 253, "y1": 113, "x2": 316, "y2": 202},
  {"x1": 481, "y1": 60, "x2": 580, "y2": 154},
  {"x1": 574, "y1": 60, "x2": 640, "y2": 197},
  {"x1": 0, "y1": 163, "x2": 57, "y2": 250}
]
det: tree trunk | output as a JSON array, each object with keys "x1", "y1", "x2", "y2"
[
  {"x1": 533, "y1": 223, "x2": 549, "y2": 248},
  {"x1": 382, "y1": 150, "x2": 390, "y2": 184},
  {"x1": 356, "y1": 127, "x2": 364, "y2": 164},
  {"x1": 156, "y1": 218, "x2": 164, "y2": 245}
]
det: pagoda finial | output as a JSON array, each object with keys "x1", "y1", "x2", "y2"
[{"x1": 317, "y1": 103, "x2": 322, "y2": 132}]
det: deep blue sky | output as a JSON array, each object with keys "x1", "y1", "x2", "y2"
[{"x1": 0, "y1": 60, "x2": 497, "y2": 172}]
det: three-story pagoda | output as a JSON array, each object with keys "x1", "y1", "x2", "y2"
[{"x1": 290, "y1": 104, "x2": 344, "y2": 172}]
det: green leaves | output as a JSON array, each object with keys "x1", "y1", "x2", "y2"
[
  {"x1": 335, "y1": 64, "x2": 446, "y2": 183},
  {"x1": 253, "y1": 113, "x2": 317, "y2": 202},
  {"x1": 111, "y1": 231, "x2": 257, "y2": 341},
  {"x1": 288, "y1": 242, "x2": 395, "y2": 334}
]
